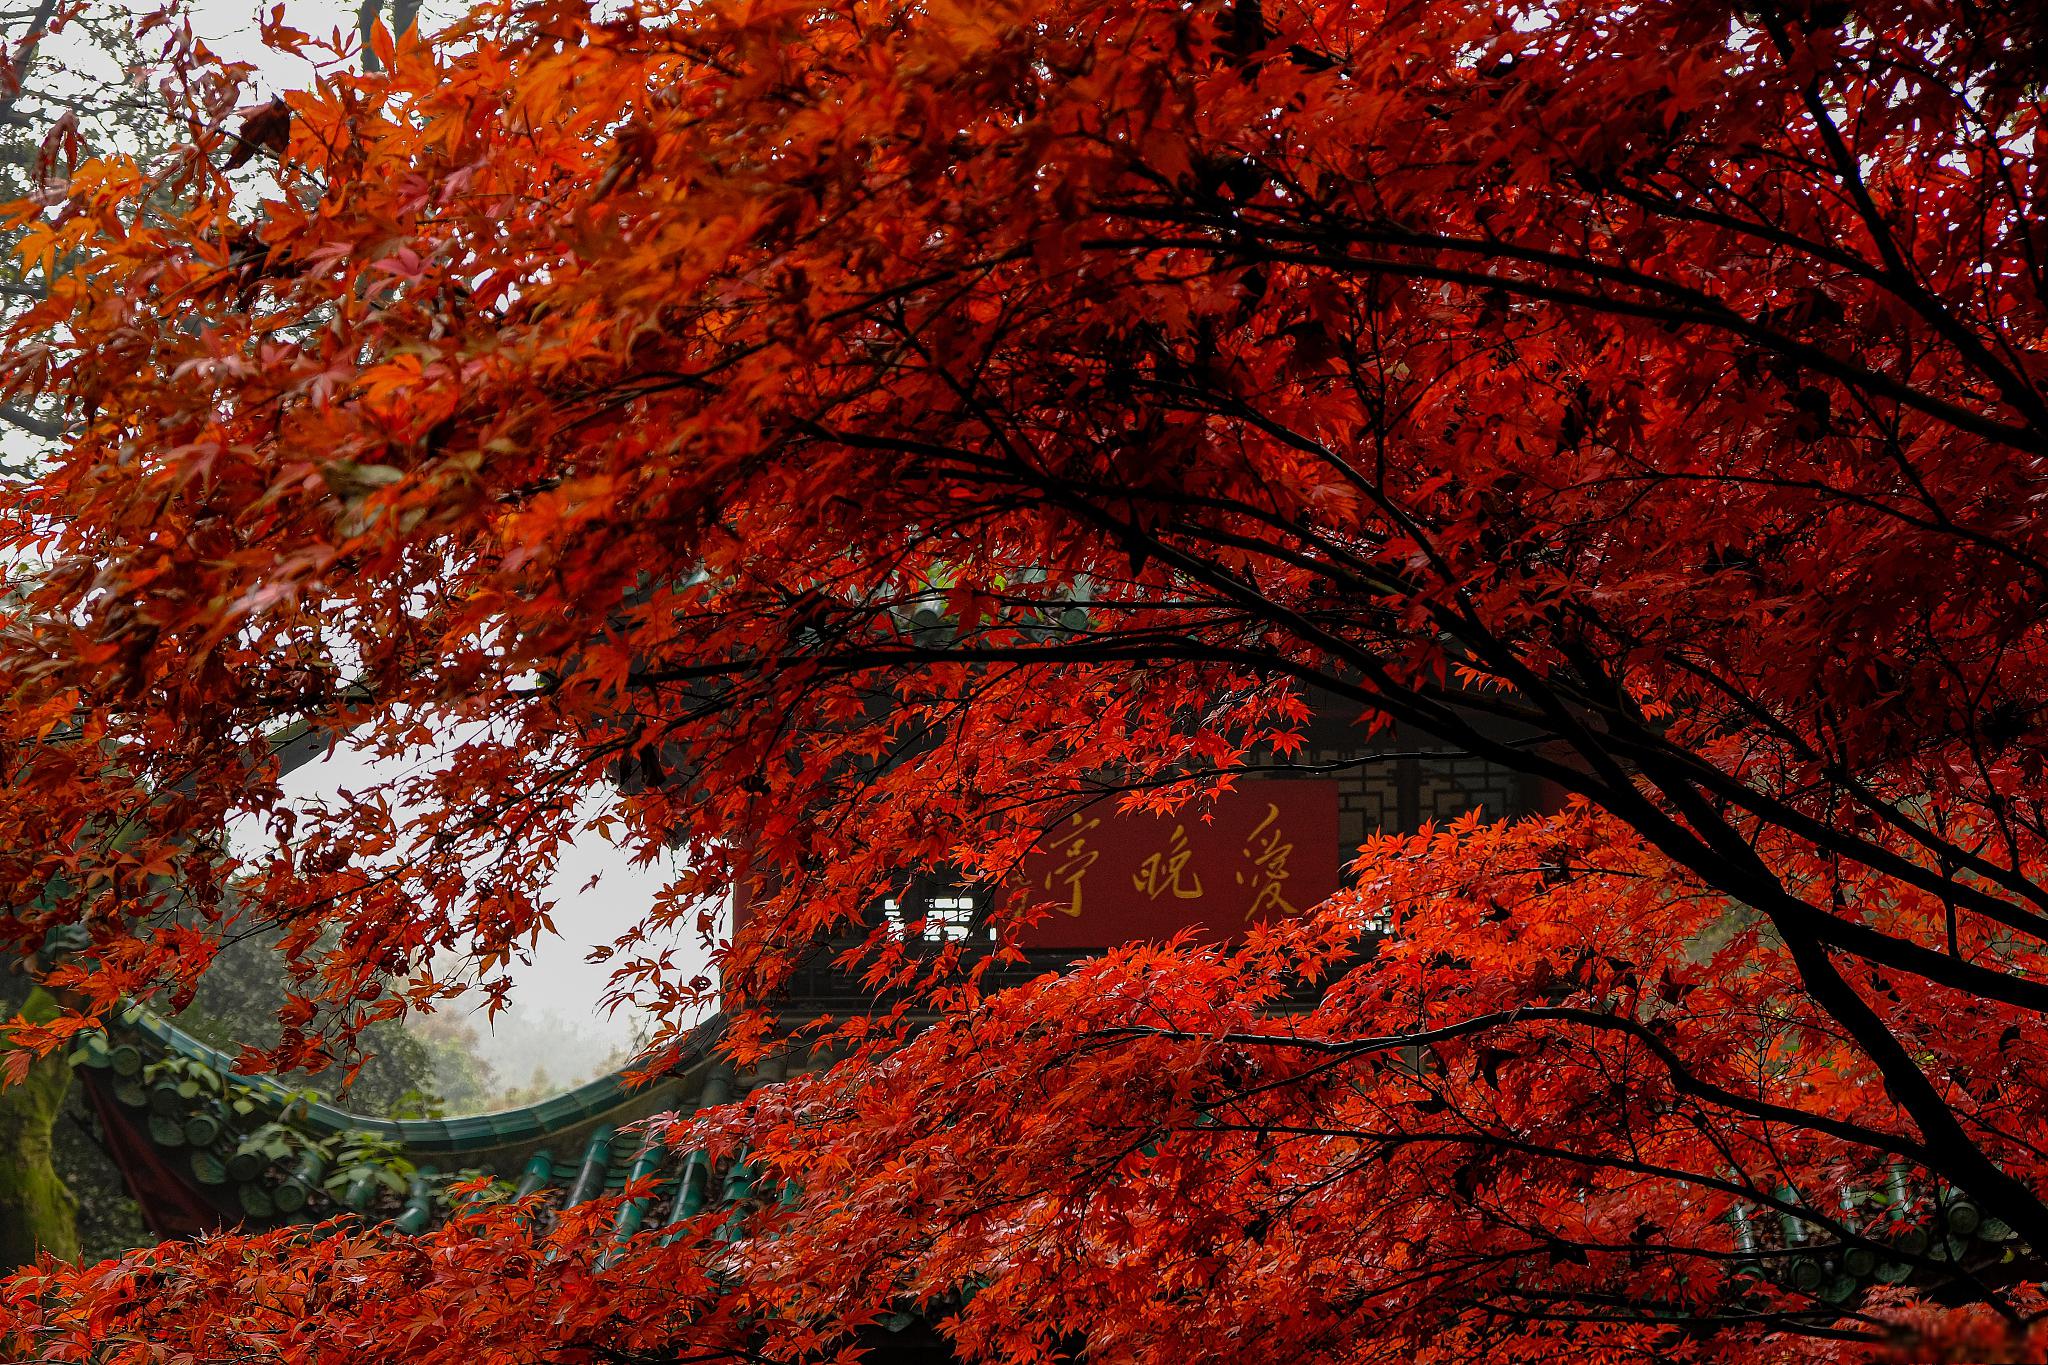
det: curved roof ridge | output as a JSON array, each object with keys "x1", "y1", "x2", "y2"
[{"x1": 119, "y1": 1003, "x2": 729, "y2": 1153}]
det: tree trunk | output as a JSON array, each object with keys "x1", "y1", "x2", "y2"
[{"x1": 0, "y1": 984, "x2": 79, "y2": 1269}]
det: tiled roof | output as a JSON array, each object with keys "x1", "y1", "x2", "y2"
[
  {"x1": 70, "y1": 1004, "x2": 766, "y2": 1237},
  {"x1": 66, "y1": 997, "x2": 2020, "y2": 1307}
]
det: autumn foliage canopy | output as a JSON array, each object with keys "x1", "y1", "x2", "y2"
[{"x1": 2, "y1": 0, "x2": 2047, "y2": 1359}]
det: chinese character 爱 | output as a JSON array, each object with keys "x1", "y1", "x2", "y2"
[{"x1": 1235, "y1": 802, "x2": 1300, "y2": 920}]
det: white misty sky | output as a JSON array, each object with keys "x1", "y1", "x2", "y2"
[
  {"x1": 273, "y1": 741, "x2": 694, "y2": 1086},
  {"x1": 27, "y1": 0, "x2": 711, "y2": 1085},
  {"x1": 170, "y1": 0, "x2": 461, "y2": 86}
]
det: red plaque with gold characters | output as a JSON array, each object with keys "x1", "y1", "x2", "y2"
[{"x1": 1005, "y1": 781, "x2": 1341, "y2": 947}]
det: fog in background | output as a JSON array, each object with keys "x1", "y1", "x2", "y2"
[{"x1": 275, "y1": 740, "x2": 697, "y2": 1104}]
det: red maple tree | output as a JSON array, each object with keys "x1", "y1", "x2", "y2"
[{"x1": 4, "y1": 0, "x2": 2048, "y2": 1358}]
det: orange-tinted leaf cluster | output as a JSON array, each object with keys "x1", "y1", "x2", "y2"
[{"x1": 2, "y1": 0, "x2": 2047, "y2": 1359}]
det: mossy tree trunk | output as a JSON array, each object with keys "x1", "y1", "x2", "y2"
[{"x1": 0, "y1": 983, "x2": 80, "y2": 1269}]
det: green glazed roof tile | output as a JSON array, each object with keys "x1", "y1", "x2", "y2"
[
  {"x1": 118, "y1": 1005, "x2": 655, "y2": 1155},
  {"x1": 514, "y1": 1151, "x2": 556, "y2": 1198},
  {"x1": 565, "y1": 1128, "x2": 617, "y2": 1207},
  {"x1": 74, "y1": 1005, "x2": 771, "y2": 1241},
  {"x1": 394, "y1": 1169, "x2": 440, "y2": 1234}
]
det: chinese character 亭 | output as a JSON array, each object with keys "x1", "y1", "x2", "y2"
[{"x1": 1042, "y1": 813, "x2": 1101, "y2": 916}]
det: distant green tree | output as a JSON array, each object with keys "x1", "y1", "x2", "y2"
[{"x1": 172, "y1": 925, "x2": 495, "y2": 1117}]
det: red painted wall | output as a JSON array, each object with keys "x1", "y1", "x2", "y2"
[{"x1": 1005, "y1": 781, "x2": 1341, "y2": 947}]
